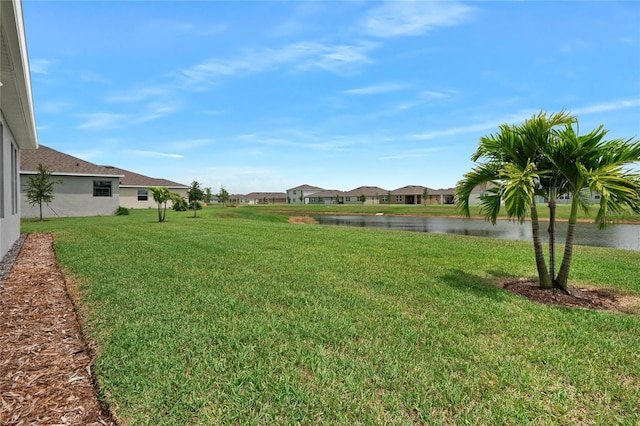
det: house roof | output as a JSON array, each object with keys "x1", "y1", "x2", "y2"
[
  {"x1": 20, "y1": 145, "x2": 122, "y2": 177},
  {"x1": 245, "y1": 192, "x2": 287, "y2": 199},
  {"x1": 101, "y1": 166, "x2": 187, "y2": 189},
  {"x1": 390, "y1": 185, "x2": 433, "y2": 195},
  {"x1": 342, "y1": 186, "x2": 388, "y2": 196},
  {"x1": 1, "y1": 0, "x2": 38, "y2": 150},
  {"x1": 430, "y1": 187, "x2": 456, "y2": 195},
  {"x1": 287, "y1": 184, "x2": 324, "y2": 191},
  {"x1": 306, "y1": 189, "x2": 343, "y2": 198}
]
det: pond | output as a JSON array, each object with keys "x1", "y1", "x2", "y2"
[{"x1": 312, "y1": 215, "x2": 640, "y2": 251}]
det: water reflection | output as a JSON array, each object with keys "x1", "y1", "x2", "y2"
[{"x1": 312, "y1": 215, "x2": 640, "y2": 251}]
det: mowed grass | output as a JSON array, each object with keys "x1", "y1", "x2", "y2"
[{"x1": 22, "y1": 207, "x2": 640, "y2": 425}]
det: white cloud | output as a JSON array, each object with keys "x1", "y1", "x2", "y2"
[
  {"x1": 167, "y1": 138, "x2": 214, "y2": 150},
  {"x1": 125, "y1": 150, "x2": 183, "y2": 159},
  {"x1": 133, "y1": 103, "x2": 179, "y2": 124},
  {"x1": 178, "y1": 41, "x2": 375, "y2": 86},
  {"x1": 30, "y1": 59, "x2": 55, "y2": 75},
  {"x1": 380, "y1": 148, "x2": 442, "y2": 160},
  {"x1": 573, "y1": 99, "x2": 640, "y2": 115},
  {"x1": 360, "y1": 1, "x2": 475, "y2": 38},
  {"x1": 343, "y1": 83, "x2": 408, "y2": 95},
  {"x1": 105, "y1": 86, "x2": 171, "y2": 103},
  {"x1": 69, "y1": 150, "x2": 105, "y2": 162},
  {"x1": 76, "y1": 113, "x2": 129, "y2": 130}
]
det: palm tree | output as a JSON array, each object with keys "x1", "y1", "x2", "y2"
[
  {"x1": 549, "y1": 123, "x2": 640, "y2": 289},
  {"x1": 456, "y1": 111, "x2": 575, "y2": 289},
  {"x1": 149, "y1": 187, "x2": 172, "y2": 222}
]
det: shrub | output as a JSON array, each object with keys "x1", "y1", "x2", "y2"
[
  {"x1": 188, "y1": 201, "x2": 203, "y2": 211},
  {"x1": 172, "y1": 198, "x2": 188, "y2": 211},
  {"x1": 115, "y1": 206, "x2": 130, "y2": 216}
]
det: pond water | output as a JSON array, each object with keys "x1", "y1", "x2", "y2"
[{"x1": 312, "y1": 215, "x2": 640, "y2": 251}]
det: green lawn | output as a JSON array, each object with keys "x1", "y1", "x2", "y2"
[{"x1": 22, "y1": 207, "x2": 640, "y2": 425}]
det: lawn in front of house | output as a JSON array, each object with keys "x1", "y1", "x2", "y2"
[{"x1": 22, "y1": 207, "x2": 640, "y2": 424}]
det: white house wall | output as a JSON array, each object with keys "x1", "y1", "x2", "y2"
[
  {"x1": 20, "y1": 175, "x2": 120, "y2": 218},
  {"x1": 0, "y1": 116, "x2": 20, "y2": 258},
  {"x1": 119, "y1": 187, "x2": 187, "y2": 209}
]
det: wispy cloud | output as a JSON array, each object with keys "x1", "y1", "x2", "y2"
[
  {"x1": 69, "y1": 150, "x2": 105, "y2": 162},
  {"x1": 133, "y1": 103, "x2": 179, "y2": 124},
  {"x1": 166, "y1": 138, "x2": 214, "y2": 150},
  {"x1": 126, "y1": 150, "x2": 183, "y2": 159},
  {"x1": 573, "y1": 99, "x2": 640, "y2": 115},
  {"x1": 380, "y1": 147, "x2": 442, "y2": 160},
  {"x1": 105, "y1": 86, "x2": 172, "y2": 103},
  {"x1": 76, "y1": 112, "x2": 129, "y2": 130},
  {"x1": 30, "y1": 59, "x2": 55, "y2": 75},
  {"x1": 409, "y1": 110, "x2": 537, "y2": 140},
  {"x1": 178, "y1": 41, "x2": 375, "y2": 86},
  {"x1": 343, "y1": 83, "x2": 408, "y2": 95},
  {"x1": 360, "y1": 1, "x2": 475, "y2": 38}
]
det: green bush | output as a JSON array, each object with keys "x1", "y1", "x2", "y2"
[
  {"x1": 172, "y1": 198, "x2": 188, "y2": 211},
  {"x1": 115, "y1": 206, "x2": 130, "y2": 215},
  {"x1": 188, "y1": 201, "x2": 203, "y2": 210}
]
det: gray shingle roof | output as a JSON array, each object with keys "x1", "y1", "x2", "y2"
[
  {"x1": 342, "y1": 186, "x2": 388, "y2": 196},
  {"x1": 20, "y1": 145, "x2": 121, "y2": 177}
]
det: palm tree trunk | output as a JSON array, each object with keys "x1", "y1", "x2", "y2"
[
  {"x1": 548, "y1": 188, "x2": 557, "y2": 281},
  {"x1": 157, "y1": 203, "x2": 163, "y2": 222},
  {"x1": 531, "y1": 201, "x2": 552, "y2": 288},
  {"x1": 556, "y1": 197, "x2": 579, "y2": 289}
]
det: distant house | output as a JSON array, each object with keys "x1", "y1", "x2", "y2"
[
  {"x1": 20, "y1": 145, "x2": 123, "y2": 218},
  {"x1": 0, "y1": 0, "x2": 39, "y2": 259},
  {"x1": 306, "y1": 189, "x2": 344, "y2": 204},
  {"x1": 430, "y1": 188, "x2": 456, "y2": 205},
  {"x1": 389, "y1": 185, "x2": 431, "y2": 205},
  {"x1": 286, "y1": 184, "x2": 323, "y2": 204},
  {"x1": 342, "y1": 186, "x2": 388, "y2": 204},
  {"x1": 245, "y1": 192, "x2": 287, "y2": 205},
  {"x1": 100, "y1": 166, "x2": 188, "y2": 209}
]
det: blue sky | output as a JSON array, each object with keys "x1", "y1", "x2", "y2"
[{"x1": 23, "y1": 1, "x2": 640, "y2": 194}]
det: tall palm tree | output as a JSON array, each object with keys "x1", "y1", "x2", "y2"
[
  {"x1": 456, "y1": 111, "x2": 575, "y2": 289},
  {"x1": 549, "y1": 124, "x2": 640, "y2": 289}
]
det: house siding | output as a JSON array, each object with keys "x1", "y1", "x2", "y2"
[
  {"x1": 119, "y1": 186, "x2": 188, "y2": 209},
  {"x1": 20, "y1": 175, "x2": 120, "y2": 218},
  {"x1": 0, "y1": 117, "x2": 21, "y2": 258}
]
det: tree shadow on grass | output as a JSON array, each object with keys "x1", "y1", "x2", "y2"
[{"x1": 439, "y1": 269, "x2": 512, "y2": 302}]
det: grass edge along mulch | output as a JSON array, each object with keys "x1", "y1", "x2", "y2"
[{"x1": 0, "y1": 233, "x2": 117, "y2": 425}]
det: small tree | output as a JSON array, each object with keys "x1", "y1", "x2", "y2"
[
  {"x1": 26, "y1": 164, "x2": 60, "y2": 221},
  {"x1": 359, "y1": 193, "x2": 366, "y2": 203},
  {"x1": 217, "y1": 186, "x2": 230, "y2": 206},
  {"x1": 149, "y1": 187, "x2": 173, "y2": 222},
  {"x1": 423, "y1": 187, "x2": 429, "y2": 206},
  {"x1": 188, "y1": 181, "x2": 204, "y2": 217},
  {"x1": 203, "y1": 187, "x2": 213, "y2": 203}
]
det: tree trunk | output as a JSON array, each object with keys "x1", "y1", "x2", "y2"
[
  {"x1": 556, "y1": 197, "x2": 579, "y2": 289},
  {"x1": 39, "y1": 200, "x2": 43, "y2": 222},
  {"x1": 548, "y1": 188, "x2": 557, "y2": 282},
  {"x1": 157, "y1": 203, "x2": 163, "y2": 222},
  {"x1": 531, "y1": 201, "x2": 552, "y2": 288}
]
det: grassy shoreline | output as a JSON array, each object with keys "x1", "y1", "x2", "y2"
[{"x1": 21, "y1": 207, "x2": 640, "y2": 424}]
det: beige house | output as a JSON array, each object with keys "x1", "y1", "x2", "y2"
[
  {"x1": 286, "y1": 184, "x2": 323, "y2": 204},
  {"x1": 341, "y1": 186, "x2": 388, "y2": 204},
  {"x1": 306, "y1": 189, "x2": 344, "y2": 204},
  {"x1": 101, "y1": 166, "x2": 188, "y2": 209},
  {"x1": 389, "y1": 185, "x2": 431, "y2": 205},
  {"x1": 0, "y1": 0, "x2": 38, "y2": 258},
  {"x1": 20, "y1": 145, "x2": 123, "y2": 218}
]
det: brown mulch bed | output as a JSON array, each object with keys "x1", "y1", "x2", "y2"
[
  {"x1": 0, "y1": 233, "x2": 116, "y2": 425},
  {"x1": 502, "y1": 279, "x2": 640, "y2": 314}
]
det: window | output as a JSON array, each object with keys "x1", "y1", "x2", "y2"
[
  {"x1": 345, "y1": 197, "x2": 351, "y2": 202},
  {"x1": 11, "y1": 144, "x2": 17, "y2": 214},
  {"x1": 93, "y1": 180, "x2": 112, "y2": 197},
  {"x1": 381, "y1": 196, "x2": 388, "y2": 202},
  {"x1": 0, "y1": 123, "x2": 4, "y2": 218},
  {"x1": 310, "y1": 197, "x2": 316, "y2": 203},
  {"x1": 138, "y1": 189, "x2": 148, "y2": 201},
  {"x1": 396, "y1": 195, "x2": 402, "y2": 202}
]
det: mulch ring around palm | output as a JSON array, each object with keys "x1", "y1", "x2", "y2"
[{"x1": 502, "y1": 279, "x2": 640, "y2": 314}]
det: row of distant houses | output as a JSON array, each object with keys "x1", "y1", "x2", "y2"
[{"x1": 228, "y1": 184, "x2": 460, "y2": 206}]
